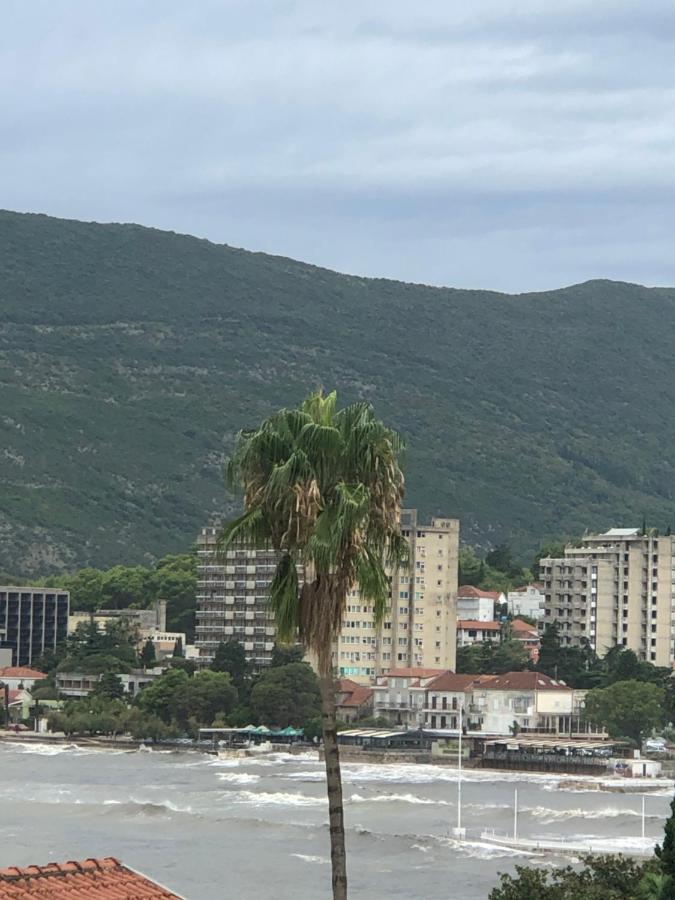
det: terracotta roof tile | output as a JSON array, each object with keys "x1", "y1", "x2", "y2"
[
  {"x1": 478, "y1": 671, "x2": 569, "y2": 691},
  {"x1": 0, "y1": 668, "x2": 47, "y2": 680},
  {"x1": 335, "y1": 679, "x2": 373, "y2": 708},
  {"x1": 0, "y1": 857, "x2": 181, "y2": 898},
  {"x1": 457, "y1": 619, "x2": 501, "y2": 630},
  {"x1": 457, "y1": 586, "x2": 502, "y2": 600}
]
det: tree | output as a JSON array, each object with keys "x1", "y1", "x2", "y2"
[
  {"x1": 458, "y1": 546, "x2": 484, "y2": 586},
  {"x1": 220, "y1": 389, "x2": 406, "y2": 900},
  {"x1": 140, "y1": 638, "x2": 156, "y2": 668},
  {"x1": 93, "y1": 671, "x2": 125, "y2": 701},
  {"x1": 489, "y1": 855, "x2": 652, "y2": 900},
  {"x1": 172, "y1": 637, "x2": 183, "y2": 658},
  {"x1": 175, "y1": 670, "x2": 238, "y2": 726},
  {"x1": 137, "y1": 668, "x2": 190, "y2": 724},
  {"x1": 271, "y1": 643, "x2": 304, "y2": 667},
  {"x1": 489, "y1": 639, "x2": 529, "y2": 674},
  {"x1": 655, "y1": 795, "x2": 675, "y2": 898},
  {"x1": 211, "y1": 640, "x2": 248, "y2": 687},
  {"x1": 250, "y1": 662, "x2": 321, "y2": 727},
  {"x1": 583, "y1": 680, "x2": 664, "y2": 747}
]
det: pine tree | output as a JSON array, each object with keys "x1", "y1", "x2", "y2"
[
  {"x1": 140, "y1": 638, "x2": 156, "y2": 668},
  {"x1": 656, "y1": 795, "x2": 675, "y2": 896}
]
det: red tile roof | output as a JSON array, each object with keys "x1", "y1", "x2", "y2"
[
  {"x1": 457, "y1": 620, "x2": 501, "y2": 631},
  {"x1": 0, "y1": 858, "x2": 181, "y2": 899},
  {"x1": 425, "y1": 672, "x2": 488, "y2": 692},
  {"x1": 382, "y1": 667, "x2": 448, "y2": 679},
  {"x1": 510, "y1": 618, "x2": 540, "y2": 637},
  {"x1": 0, "y1": 667, "x2": 47, "y2": 680},
  {"x1": 478, "y1": 671, "x2": 569, "y2": 691},
  {"x1": 335, "y1": 678, "x2": 373, "y2": 708},
  {"x1": 457, "y1": 586, "x2": 502, "y2": 600}
]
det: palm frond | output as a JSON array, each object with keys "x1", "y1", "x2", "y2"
[
  {"x1": 216, "y1": 506, "x2": 270, "y2": 556},
  {"x1": 268, "y1": 553, "x2": 301, "y2": 642}
]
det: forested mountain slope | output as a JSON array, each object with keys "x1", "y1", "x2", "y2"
[{"x1": 1, "y1": 209, "x2": 673, "y2": 574}]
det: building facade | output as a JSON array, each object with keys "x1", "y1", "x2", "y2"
[
  {"x1": 540, "y1": 529, "x2": 675, "y2": 666},
  {"x1": 506, "y1": 584, "x2": 545, "y2": 619},
  {"x1": 194, "y1": 527, "x2": 278, "y2": 669},
  {"x1": 0, "y1": 587, "x2": 70, "y2": 667},
  {"x1": 456, "y1": 586, "x2": 502, "y2": 622},
  {"x1": 337, "y1": 510, "x2": 459, "y2": 682},
  {"x1": 456, "y1": 619, "x2": 501, "y2": 646},
  {"x1": 371, "y1": 667, "x2": 448, "y2": 727}
]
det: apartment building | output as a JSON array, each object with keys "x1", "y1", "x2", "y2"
[
  {"x1": 337, "y1": 510, "x2": 459, "y2": 682},
  {"x1": 371, "y1": 667, "x2": 448, "y2": 728},
  {"x1": 506, "y1": 583, "x2": 545, "y2": 619},
  {"x1": 195, "y1": 509, "x2": 459, "y2": 681},
  {"x1": 0, "y1": 586, "x2": 70, "y2": 667},
  {"x1": 194, "y1": 527, "x2": 278, "y2": 669},
  {"x1": 540, "y1": 528, "x2": 675, "y2": 666}
]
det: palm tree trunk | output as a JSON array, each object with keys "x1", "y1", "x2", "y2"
[{"x1": 318, "y1": 647, "x2": 347, "y2": 900}]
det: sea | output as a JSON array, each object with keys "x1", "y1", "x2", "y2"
[{"x1": 0, "y1": 742, "x2": 672, "y2": 899}]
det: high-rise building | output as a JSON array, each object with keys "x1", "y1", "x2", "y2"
[
  {"x1": 194, "y1": 527, "x2": 278, "y2": 669},
  {"x1": 539, "y1": 528, "x2": 675, "y2": 666},
  {"x1": 195, "y1": 509, "x2": 460, "y2": 682},
  {"x1": 0, "y1": 586, "x2": 70, "y2": 667},
  {"x1": 336, "y1": 511, "x2": 459, "y2": 683}
]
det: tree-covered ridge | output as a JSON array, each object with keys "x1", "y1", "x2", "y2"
[{"x1": 1, "y1": 209, "x2": 675, "y2": 574}]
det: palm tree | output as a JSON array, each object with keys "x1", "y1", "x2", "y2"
[{"x1": 218, "y1": 390, "x2": 406, "y2": 900}]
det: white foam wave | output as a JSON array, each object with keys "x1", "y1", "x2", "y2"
[
  {"x1": 291, "y1": 854, "x2": 329, "y2": 865},
  {"x1": 217, "y1": 773, "x2": 261, "y2": 785},
  {"x1": 231, "y1": 790, "x2": 325, "y2": 808},
  {"x1": 527, "y1": 805, "x2": 661, "y2": 824},
  {"x1": 349, "y1": 792, "x2": 449, "y2": 806}
]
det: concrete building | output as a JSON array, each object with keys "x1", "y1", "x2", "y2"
[
  {"x1": 507, "y1": 584, "x2": 545, "y2": 620},
  {"x1": 335, "y1": 679, "x2": 374, "y2": 723},
  {"x1": 337, "y1": 510, "x2": 459, "y2": 682},
  {"x1": 56, "y1": 667, "x2": 164, "y2": 698},
  {"x1": 456, "y1": 619, "x2": 501, "y2": 646},
  {"x1": 456, "y1": 586, "x2": 502, "y2": 622},
  {"x1": 0, "y1": 587, "x2": 69, "y2": 667},
  {"x1": 0, "y1": 665, "x2": 48, "y2": 691},
  {"x1": 540, "y1": 528, "x2": 675, "y2": 666},
  {"x1": 421, "y1": 672, "x2": 484, "y2": 730},
  {"x1": 68, "y1": 599, "x2": 167, "y2": 636},
  {"x1": 371, "y1": 667, "x2": 448, "y2": 727},
  {"x1": 194, "y1": 527, "x2": 278, "y2": 669}
]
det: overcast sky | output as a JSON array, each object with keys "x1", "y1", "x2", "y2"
[{"x1": 3, "y1": 1, "x2": 675, "y2": 292}]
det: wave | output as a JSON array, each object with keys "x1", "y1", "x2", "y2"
[
  {"x1": 348, "y1": 792, "x2": 450, "y2": 806},
  {"x1": 217, "y1": 772, "x2": 261, "y2": 785},
  {"x1": 102, "y1": 798, "x2": 195, "y2": 817},
  {"x1": 526, "y1": 805, "x2": 661, "y2": 824},
  {"x1": 230, "y1": 790, "x2": 325, "y2": 808},
  {"x1": 291, "y1": 854, "x2": 329, "y2": 865}
]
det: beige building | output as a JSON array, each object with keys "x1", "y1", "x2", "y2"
[
  {"x1": 336, "y1": 510, "x2": 459, "y2": 683},
  {"x1": 540, "y1": 528, "x2": 675, "y2": 666}
]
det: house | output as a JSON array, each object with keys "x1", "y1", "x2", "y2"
[
  {"x1": 421, "y1": 672, "x2": 488, "y2": 730},
  {"x1": 509, "y1": 618, "x2": 541, "y2": 661},
  {"x1": 506, "y1": 583, "x2": 545, "y2": 619},
  {"x1": 456, "y1": 619, "x2": 501, "y2": 646},
  {"x1": 372, "y1": 667, "x2": 448, "y2": 727},
  {"x1": 468, "y1": 671, "x2": 576, "y2": 735},
  {"x1": 0, "y1": 666, "x2": 48, "y2": 691},
  {"x1": 456, "y1": 586, "x2": 503, "y2": 622},
  {"x1": 335, "y1": 678, "x2": 374, "y2": 723},
  {"x1": 0, "y1": 857, "x2": 182, "y2": 898},
  {"x1": 56, "y1": 667, "x2": 165, "y2": 698}
]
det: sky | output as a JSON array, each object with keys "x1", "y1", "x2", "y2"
[{"x1": 3, "y1": 0, "x2": 675, "y2": 292}]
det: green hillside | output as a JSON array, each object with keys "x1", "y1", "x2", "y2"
[{"x1": 1, "y1": 209, "x2": 674, "y2": 575}]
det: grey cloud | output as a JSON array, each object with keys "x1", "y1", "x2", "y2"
[{"x1": 1, "y1": 0, "x2": 674, "y2": 291}]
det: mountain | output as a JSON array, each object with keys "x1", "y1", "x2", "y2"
[{"x1": 1, "y1": 209, "x2": 674, "y2": 575}]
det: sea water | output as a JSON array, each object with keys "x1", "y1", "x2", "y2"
[{"x1": 0, "y1": 742, "x2": 671, "y2": 899}]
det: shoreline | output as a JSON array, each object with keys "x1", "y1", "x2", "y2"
[{"x1": 2, "y1": 732, "x2": 672, "y2": 793}]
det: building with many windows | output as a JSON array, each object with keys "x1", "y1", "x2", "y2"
[
  {"x1": 0, "y1": 586, "x2": 69, "y2": 667},
  {"x1": 195, "y1": 509, "x2": 460, "y2": 681},
  {"x1": 336, "y1": 510, "x2": 459, "y2": 682},
  {"x1": 540, "y1": 529, "x2": 675, "y2": 666},
  {"x1": 194, "y1": 527, "x2": 278, "y2": 669}
]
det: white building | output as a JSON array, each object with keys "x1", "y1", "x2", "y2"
[
  {"x1": 456, "y1": 619, "x2": 501, "y2": 646},
  {"x1": 456, "y1": 586, "x2": 502, "y2": 622},
  {"x1": 507, "y1": 584, "x2": 545, "y2": 620},
  {"x1": 372, "y1": 667, "x2": 448, "y2": 727}
]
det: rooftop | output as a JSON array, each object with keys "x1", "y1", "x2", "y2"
[
  {"x1": 478, "y1": 672, "x2": 569, "y2": 691},
  {"x1": 335, "y1": 678, "x2": 373, "y2": 708},
  {"x1": 0, "y1": 857, "x2": 181, "y2": 899},
  {"x1": 425, "y1": 672, "x2": 488, "y2": 692},
  {"x1": 0, "y1": 667, "x2": 47, "y2": 680},
  {"x1": 457, "y1": 586, "x2": 502, "y2": 600},
  {"x1": 457, "y1": 620, "x2": 501, "y2": 631}
]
